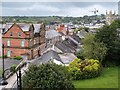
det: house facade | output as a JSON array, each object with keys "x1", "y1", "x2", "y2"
[{"x1": 2, "y1": 23, "x2": 46, "y2": 60}]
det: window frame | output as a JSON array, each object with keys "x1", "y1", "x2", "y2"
[
  {"x1": 18, "y1": 32, "x2": 21, "y2": 37},
  {"x1": 7, "y1": 40, "x2": 10, "y2": 46},
  {"x1": 10, "y1": 32, "x2": 13, "y2": 36},
  {"x1": 21, "y1": 40, "x2": 25, "y2": 47}
]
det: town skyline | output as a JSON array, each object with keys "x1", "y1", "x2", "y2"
[{"x1": 0, "y1": 2, "x2": 118, "y2": 17}]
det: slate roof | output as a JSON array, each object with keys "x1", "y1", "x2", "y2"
[
  {"x1": 18, "y1": 23, "x2": 41, "y2": 33},
  {"x1": 63, "y1": 39, "x2": 77, "y2": 50},
  {"x1": 33, "y1": 24, "x2": 41, "y2": 33},
  {"x1": 46, "y1": 30, "x2": 61, "y2": 39},
  {"x1": 32, "y1": 50, "x2": 62, "y2": 65},
  {"x1": 77, "y1": 30, "x2": 87, "y2": 38},
  {"x1": 71, "y1": 33, "x2": 81, "y2": 43},
  {"x1": 55, "y1": 41, "x2": 72, "y2": 53},
  {"x1": 68, "y1": 36, "x2": 79, "y2": 45},
  {"x1": 59, "y1": 53, "x2": 77, "y2": 64},
  {"x1": 18, "y1": 23, "x2": 30, "y2": 32},
  {"x1": 55, "y1": 39, "x2": 76, "y2": 53},
  {"x1": 1, "y1": 23, "x2": 41, "y2": 33}
]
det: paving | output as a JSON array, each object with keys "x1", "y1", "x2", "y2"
[
  {"x1": 0, "y1": 58, "x2": 21, "y2": 69},
  {"x1": 0, "y1": 58, "x2": 21, "y2": 79}
]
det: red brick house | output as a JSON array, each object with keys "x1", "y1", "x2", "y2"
[{"x1": 2, "y1": 23, "x2": 46, "y2": 60}]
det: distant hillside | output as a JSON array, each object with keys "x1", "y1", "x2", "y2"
[{"x1": 1, "y1": 14, "x2": 106, "y2": 25}]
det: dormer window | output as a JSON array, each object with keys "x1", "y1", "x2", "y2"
[
  {"x1": 10, "y1": 32, "x2": 13, "y2": 36},
  {"x1": 18, "y1": 32, "x2": 21, "y2": 37}
]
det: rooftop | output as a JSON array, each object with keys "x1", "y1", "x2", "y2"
[
  {"x1": 46, "y1": 30, "x2": 61, "y2": 39},
  {"x1": 0, "y1": 23, "x2": 42, "y2": 33}
]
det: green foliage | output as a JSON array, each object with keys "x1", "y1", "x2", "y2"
[
  {"x1": 76, "y1": 52, "x2": 84, "y2": 60},
  {"x1": 81, "y1": 33, "x2": 107, "y2": 62},
  {"x1": 0, "y1": 55, "x2": 8, "y2": 58},
  {"x1": 95, "y1": 20, "x2": 120, "y2": 66},
  {"x1": 0, "y1": 68, "x2": 2, "y2": 76},
  {"x1": 22, "y1": 62, "x2": 75, "y2": 90},
  {"x1": 10, "y1": 65, "x2": 17, "y2": 73},
  {"x1": 68, "y1": 58, "x2": 102, "y2": 80},
  {"x1": 73, "y1": 67, "x2": 118, "y2": 88},
  {"x1": 84, "y1": 27, "x2": 89, "y2": 32},
  {"x1": 14, "y1": 56, "x2": 23, "y2": 60}
]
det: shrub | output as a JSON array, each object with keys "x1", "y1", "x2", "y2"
[
  {"x1": 10, "y1": 65, "x2": 17, "y2": 73},
  {"x1": 68, "y1": 58, "x2": 102, "y2": 80},
  {"x1": 14, "y1": 56, "x2": 23, "y2": 60},
  {"x1": 22, "y1": 62, "x2": 75, "y2": 90},
  {"x1": 0, "y1": 55, "x2": 8, "y2": 58},
  {"x1": 4, "y1": 55, "x2": 8, "y2": 58}
]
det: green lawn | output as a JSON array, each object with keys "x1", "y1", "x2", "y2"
[
  {"x1": 0, "y1": 68, "x2": 2, "y2": 77},
  {"x1": 73, "y1": 67, "x2": 119, "y2": 88}
]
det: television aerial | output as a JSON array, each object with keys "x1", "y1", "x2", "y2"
[{"x1": 89, "y1": 8, "x2": 98, "y2": 14}]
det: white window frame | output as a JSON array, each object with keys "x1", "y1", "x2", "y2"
[
  {"x1": 21, "y1": 40, "x2": 25, "y2": 47},
  {"x1": 7, "y1": 50, "x2": 11, "y2": 57},
  {"x1": 7, "y1": 40, "x2": 10, "y2": 46}
]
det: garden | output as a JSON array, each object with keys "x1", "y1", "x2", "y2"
[
  {"x1": 21, "y1": 20, "x2": 120, "y2": 89},
  {"x1": 73, "y1": 67, "x2": 118, "y2": 88}
]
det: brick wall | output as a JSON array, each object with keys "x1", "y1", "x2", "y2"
[{"x1": 2, "y1": 23, "x2": 29, "y2": 58}]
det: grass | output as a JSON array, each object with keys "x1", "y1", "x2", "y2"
[
  {"x1": 0, "y1": 68, "x2": 2, "y2": 77},
  {"x1": 73, "y1": 67, "x2": 119, "y2": 88}
]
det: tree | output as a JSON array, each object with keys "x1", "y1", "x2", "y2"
[
  {"x1": 84, "y1": 27, "x2": 89, "y2": 32},
  {"x1": 68, "y1": 58, "x2": 102, "y2": 80},
  {"x1": 22, "y1": 62, "x2": 74, "y2": 90},
  {"x1": 81, "y1": 33, "x2": 107, "y2": 62},
  {"x1": 95, "y1": 20, "x2": 120, "y2": 65}
]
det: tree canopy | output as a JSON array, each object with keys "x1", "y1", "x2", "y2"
[
  {"x1": 22, "y1": 62, "x2": 74, "y2": 90},
  {"x1": 81, "y1": 33, "x2": 107, "y2": 62},
  {"x1": 95, "y1": 20, "x2": 120, "y2": 65}
]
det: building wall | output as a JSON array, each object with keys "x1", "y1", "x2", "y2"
[
  {"x1": 3, "y1": 38, "x2": 29, "y2": 48},
  {"x1": 2, "y1": 23, "x2": 46, "y2": 60},
  {"x1": 3, "y1": 24, "x2": 28, "y2": 38},
  {"x1": 4, "y1": 48, "x2": 29, "y2": 57},
  {"x1": 2, "y1": 23, "x2": 29, "y2": 58}
]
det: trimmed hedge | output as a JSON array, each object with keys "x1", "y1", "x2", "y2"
[
  {"x1": 14, "y1": 56, "x2": 23, "y2": 60},
  {"x1": 68, "y1": 58, "x2": 102, "y2": 80}
]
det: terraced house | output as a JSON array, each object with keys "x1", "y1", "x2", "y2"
[{"x1": 2, "y1": 23, "x2": 46, "y2": 60}]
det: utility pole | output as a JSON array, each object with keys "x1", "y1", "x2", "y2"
[{"x1": 2, "y1": 44, "x2": 5, "y2": 79}]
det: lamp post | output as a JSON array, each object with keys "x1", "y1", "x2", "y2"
[
  {"x1": 2, "y1": 44, "x2": 5, "y2": 79},
  {"x1": 0, "y1": 44, "x2": 8, "y2": 85},
  {"x1": 16, "y1": 68, "x2": 22, "y2": 90},
  {"x1": 0, "y1": 44, "x2": 22, "y2": 90},
  {"x1": 0, "y1": 68, "x2": 22, "y2": 90}
]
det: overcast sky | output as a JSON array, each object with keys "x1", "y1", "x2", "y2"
[{"x1": 0, "y1": 0, "x2": 119, "y2": 17}]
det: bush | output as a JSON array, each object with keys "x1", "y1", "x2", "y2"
[
  {"x1": 14, "y1": 56, "x2": 23, "y2": 60},
  {"x1": 68, "y1": 58, "x2": 102, "y2": 80},
  {"x1": 10, "y1": 65, "x2": 17, "y2": 73},
  {"x1": 22, "y1": 62, "x2": 75, "y2": 90},
  {"x1": 0, "y1": 55, "x2": 8, "y2": 58},
  {"x1": 76, "y1": 53, "x2": 85, "y2": 60}
]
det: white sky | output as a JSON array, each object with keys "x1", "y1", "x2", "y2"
[{"x1": 0, "y1": 0, "x2": 119, "y2": 17}]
